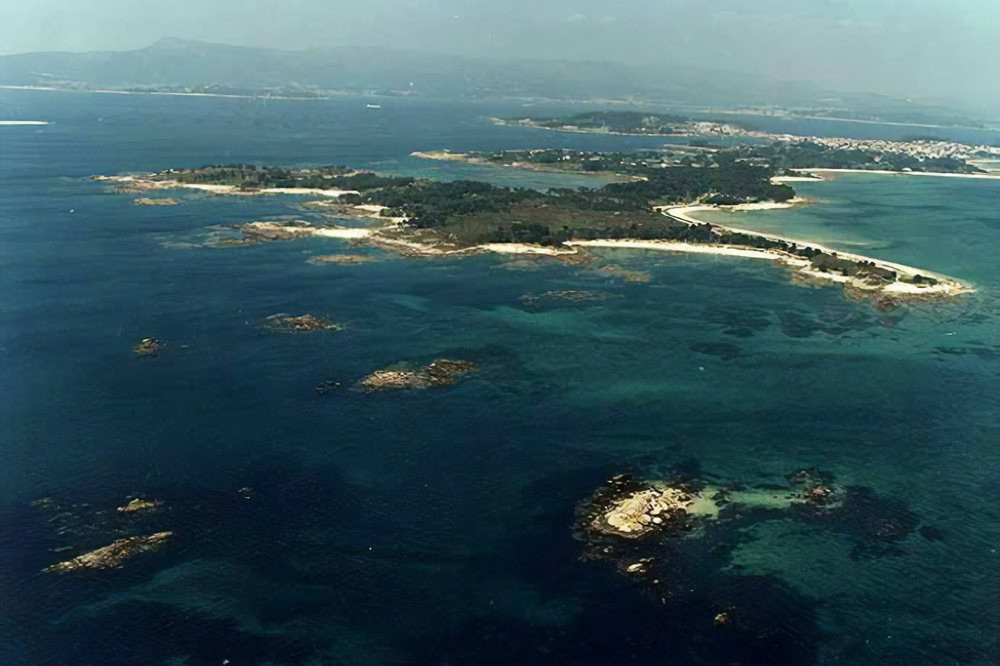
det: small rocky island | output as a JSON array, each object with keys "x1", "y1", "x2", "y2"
[
  {"x1": 44, "y1": 531, "x2": 173, "y2": 572},
  {"x1": 359, "y1": 359, "x2": 478, "y2": 391},
  {"x1": 117, "y1": 498, "x2": 163, "y2": 513},
  {"x1": 133, "y1": 337, "x2": 164, "y2": 356},
  {"x1": 264, "y1": 313, "x2": 344, "y2": 333},
  {"x1": 577, "y1": 468, "x2": 923, "y2": 589}
]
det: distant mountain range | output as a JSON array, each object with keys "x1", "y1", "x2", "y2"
[{"x1": 0, "y1": 38, "x2": 986, "y2": 127}]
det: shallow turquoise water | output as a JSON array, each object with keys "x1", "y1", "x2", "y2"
[
  {"x1": 1, "y1": 90, "x2": 999, "y2": 665},
  {"x1": 694, "y1": 174, "x2": 1000, "y2": 287}
]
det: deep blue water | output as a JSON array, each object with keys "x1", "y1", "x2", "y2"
[{"x1": 1, "y1": 90, "x2": 999, "y2": 665}]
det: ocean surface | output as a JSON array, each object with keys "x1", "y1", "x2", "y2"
[{"x1": 1, "y1": 89, "x2": 999, "y2": 665}]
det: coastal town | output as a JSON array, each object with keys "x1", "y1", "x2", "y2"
[{"x1": 496, "y1": 111, "x2": 1000, "y2": 168}]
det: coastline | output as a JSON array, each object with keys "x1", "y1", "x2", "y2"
[
  {"x1": 410, "y1": 149, "x2": 633, "y2": 179},
  {"x1": 95, "y1": 175, "x2": 360, "y2": 198},
  {"x1": 0, "y1": 84, "x2": 322, "y2": 101},
  {"x1": 792, "y1": 168, "x2": 1000, "y2": 180},
  {"x1": 101, "y1": 171, "x2": 972, "y2": 300},
  {"x1": 659, "y1": 205, "x2": 972, "y2": 297}
]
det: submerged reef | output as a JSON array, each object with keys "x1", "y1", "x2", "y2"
[
  {"x1": 561, "y1": 466, "x2": 926, "y2": 662},
  {"x1": 518, "y1": 289, "x2": 613, "y2": 311},
  {"x1": 576, "y1": 468, "x2": 917, "y2": 590}
]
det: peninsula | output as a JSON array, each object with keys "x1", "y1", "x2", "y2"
[{"x1": 495, "y1": 111, "x2": 1000, "y2": 175}]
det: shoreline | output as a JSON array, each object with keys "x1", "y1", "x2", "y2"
[
  {"x1": 285, "y1": 201, "x2": 972, "y2": 299},
  {"x1": 792, "y1": 168, "x2": 1000, "y2": 180},
  {"x1": 659, "y1": 205, "x2": 972, "y2": 297},
  {"x1": 100, "y1": 171, "x2": 971, "y2": 300},
  {"x1": 489, "y1": 118, "x2": 705, "y2": 138},
  {"x1": 0, "y1": 84, "x2": 322, "y2": 101},
  {"x1": 95, "y1": 175, "x2": 360, "y2": 198},
  {"x1": 410, "y1": 149, "x2": 634, "y2": 179}
]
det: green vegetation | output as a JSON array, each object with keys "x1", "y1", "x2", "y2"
[
  {"x1": 499, "y1": 111, "x2": 755, "y2": 135},
  {"x1": 163, "y1": 164, "x2": 415, "y2": 190},
  {"x1": 348, "y1": 159, "x2": 791, "y2": 245},
  {"x1": 521, "y1": 111, "x2": 691, "y2": 134},
  {"x1": 462, "y1": 148, "x2": 706, "y2": 174},
  {"x1": 152, "y1": 158, "x2": 933, "y2": 287}
]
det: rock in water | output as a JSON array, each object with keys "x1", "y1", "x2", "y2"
[
  {"x1": 264, "y1": 313, "x2": 344, "y2": 333},
  {"x1": 44, "y1": 531, "x2": 173, "y2": 572},
  {"x1": 133, "y1": 197, "x2": 180, "y2": 206},
  {"x1": 423, "y1": 359, "x2": 478, "y2": 385},
  {"x1": 581, "y1": 475, "x2": 697, "y2": 539},
  {"x1": 359, "y1": 359, "x2": 478, "y2": 391},
  {"x1": 133, "y1": 338, "x2": 163, "y2": 356},
  {"x1": 116, "y1": 498, "x2": 163, "y2": 514},
  {"x1": 306, "y1": 254, "x2": 376, "y2": 265}
]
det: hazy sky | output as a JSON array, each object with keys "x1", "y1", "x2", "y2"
[{"x1": 2, "y1": 0, "x2": 998, "y2": 111}]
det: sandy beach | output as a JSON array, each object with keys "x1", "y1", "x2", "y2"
[
  {"x1": 251, "y1": 197, "x2": 973, "y2": 298},
  {"x1": 659, "y1": 205, "x2": 972, "y2": 297},
  {"x1": 312, "y1": 227, "x2": 373, "y2": 239},
  {"x1": 411, "y1": 150, "x2": 470, "y2": 162},
  {"x1": 566, "y1": 239, "x2": 783, "y2": 261},
  {"x1": 793, "y1": 168, "x2": 1000, "y2": 180},
  {"x1": 771, "y1": 175, "x2": 825, "y2": 183}
]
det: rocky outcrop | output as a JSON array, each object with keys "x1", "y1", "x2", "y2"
[
  {"x1": 264, "y1": 313, "x2": 344, "y2": 333},
  {"x1": 117, "y1": 498, "x2": 163, "y2": 514},
  {"x1": 133, "y1": 197, "x2": 180, "y2": 206},
  {"x1": 217, "y1": 221, "x2": 317, "y2": 246},
  {"x1": 359, "y1": 359, "x2": 478, "y2": 391},
  {"x1": 579, "y1": 475, "x2": 701, "y2": 540},
  {"x1": 306, "y1": 254, "x2": 376, "y2": 265},
  {"x1": 133, "y1": 338, "x2": 163, "y2": 356},
  {"x1": 44, "y1": 532, "x2": 173, "y2": 572}
]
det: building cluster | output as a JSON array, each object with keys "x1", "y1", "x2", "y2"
[
  {"x1": 802, "y1": 136, "x2": 1000, "y2": 160},
  {"x1": 685, "y1": 121, "x2": 1000, "y2": 160}
]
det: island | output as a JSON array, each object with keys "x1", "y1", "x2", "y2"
[
  {"x1": 97, "y1": 159, "x2": 974, "y2": 304},
  {"x1": 492, "y1": 110, "x2": 753, "y2": 137}
]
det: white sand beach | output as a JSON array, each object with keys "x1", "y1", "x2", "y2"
[
  {"x1": 658, "y1": 205, "x2": 973, "y2": 297},
  {"x1": 566, "y1": 239, "x2": 783, "y2": 260},
  {"x1": 793, "y1": 168, "x2": 1000, "y2": 180},
  {"x1": 312, "y1": 227, "x2": 373, "y2": 239}
]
